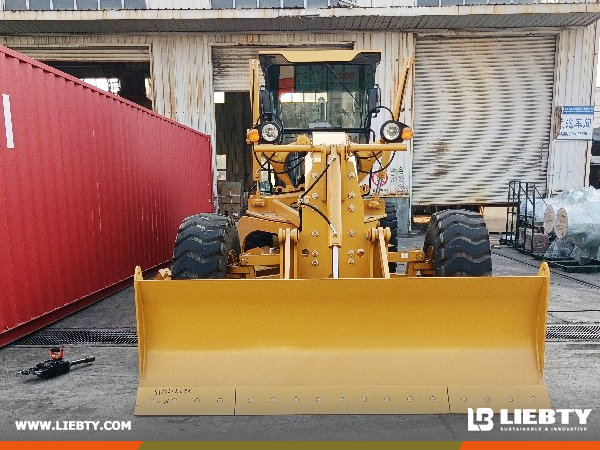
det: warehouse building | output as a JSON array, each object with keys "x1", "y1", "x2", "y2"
[{"x1": 1, "y1": 1, "x2": 599, "y2": 231}]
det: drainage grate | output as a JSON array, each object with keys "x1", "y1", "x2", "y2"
[
  {"x1": 12, "y1": 329, "x2": 138, "y2": 347},
  {"x1": 10, "y1": 324, "x2": 600, "y2": 347},
  {"x1": 546, "y1": 324, "x2": 600, "y2": 341}
]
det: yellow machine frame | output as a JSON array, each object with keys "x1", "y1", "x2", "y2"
[{"x1": 133, "y1": 51, "x2": 551, "y2": 416}]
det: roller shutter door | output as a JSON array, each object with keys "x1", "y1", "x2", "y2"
[
  {"x1": 413, "y1": 36, "x2": 555, "y2": 205},
  {"x1": 7, "y1": 46, "x2": 150, "y2": 62},
  {"x1": 213, "y1": 44, "x2": 354, "y2": 92}
]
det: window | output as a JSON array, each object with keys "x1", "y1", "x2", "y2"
[
  {"x1": 82, "y1": 78, "x2": 121, "y2": 94},
  {"x1": 28, "y1": 0, "x2": 51, "y2": 9},
  {"x1": 266, "y1": 62, "x2": 375, "y2": 131},
  {"x1": 124, "y1": 0, "x2": 146, "y2": 7},
  {"x1": 53, "y1": 0, "x2": 75, "y2": 9},
  {"x1": 211, "y1": 0, "x2": 345, "y2": 9},
  {"x1": 100, "y1": 0, "x2": 123, "y2": 8},
  {"x1": 3, "y1": 0, "x2": 148, "y2": 10},
  {"x1": 77, "y1": 0, "x2": 99, "y2": 9},
  {"x1": 235, "y1": 0, "x2": 255, "y2": 7},
  {"x1": 214, "y1": 92, "x2": 225, "y2": 104},
  {"x1": 216, "y1": 155, "x2": 227, "y2": 181},
  {"x1": 4, "y1": 0, "x2": 27, "y2": 9},
  {"x1": 417, "y1": 0, "x2": 536, "y2": 4}
]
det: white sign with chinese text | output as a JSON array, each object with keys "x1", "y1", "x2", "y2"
[{"x1": 556, "y1": 106, "x2": 594, "y2": 140}]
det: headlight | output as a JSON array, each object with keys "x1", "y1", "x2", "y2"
[
  {"x1": 381, "y1": 121, "x2": 401, "y2": 142},
  {"x1": 259, "y1": 122, "x2": 281, "y2": 143},
  {"x1": 380, "y1": 120, "x2": 413, "y2": 143}
]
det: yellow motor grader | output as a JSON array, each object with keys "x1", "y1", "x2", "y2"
[{"x1": 134, "y1": 50, "x2": 551, "y2": 415}]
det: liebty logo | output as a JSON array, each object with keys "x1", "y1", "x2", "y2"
[
  {"x1": 468, "y1": 408, "x2": 592, "y2": 432},
  {"x1": 468, "y1": 408, "x2": 494, "y2": 431}
]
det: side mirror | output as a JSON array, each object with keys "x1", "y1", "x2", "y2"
[
  {"x1": 367, "y1": 85, "x2": 381, "y2": 113},
  {"x1": 260, "y1": 88, "x2": 273, "y2": 114}
]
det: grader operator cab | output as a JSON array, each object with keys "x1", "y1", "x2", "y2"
[{"x1": 133, "y1": 50, "x2": 551, "y2": 415}]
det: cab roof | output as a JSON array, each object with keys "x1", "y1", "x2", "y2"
[{"x1": 258, "y1": 50, "x2": 381, "y2": 67}]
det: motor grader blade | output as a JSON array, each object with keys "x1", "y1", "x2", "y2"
[{"x1": 133, "y1": 264, "x2": 550, "y2": 415}]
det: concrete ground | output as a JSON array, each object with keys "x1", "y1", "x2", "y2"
[{"x1": 1, "y1": 234, "x2": 600, "y2": 441}]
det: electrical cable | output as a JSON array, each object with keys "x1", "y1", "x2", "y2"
[
  {"x1": 354, "y1": 151, "x2": 383, "y2": 160},
  {"x1": 298, "y1": 155, "x2": 337, "y2": 231},
  {"x1": 363, "y1": 106, "x2": 395, "y2": 129},
  {"x1": 299, "y1": 203, "x2": 337, "y2": 236},
  {"x1": 300, "y1": 155, "x2": 336, "y2": 201},
  {"x1": 355, "y1": 151, "x2": 396, "y2": 175},
  {"x1": 253, "y1": 151, "x2": 304, "y2": 175}
]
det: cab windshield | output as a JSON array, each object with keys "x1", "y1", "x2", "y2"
[{"x1": 265, "y1": 63, "x2": 375, "y2": 133}]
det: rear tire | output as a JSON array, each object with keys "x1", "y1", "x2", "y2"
[
  {"x1": 380, "y1": 198, "x2": 398, "y2": 273},
  {"x1": 172, "y1": 213, "x2": 241, "y2": 279},
  {"x1": 423, "y1": 209, "x2": 492, "y2": 277}
]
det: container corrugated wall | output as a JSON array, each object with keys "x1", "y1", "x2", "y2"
[{"x1": 0, "y1": 46, "x2": 213, "y2": 346}]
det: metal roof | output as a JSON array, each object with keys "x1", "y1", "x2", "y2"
[{"x1": 0, "y1": 5, "x2": 599, "y2": 34}]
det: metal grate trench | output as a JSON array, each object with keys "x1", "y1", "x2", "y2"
[
  {"x1": 10, "y1": 324, "x2": 600, "y2": 347},
  {"x1": 546, "y1": 324, "x2": 600, "y2": 341},
  {"x1": 13, "y1": 329, "x2": 138, "y2": 347}
]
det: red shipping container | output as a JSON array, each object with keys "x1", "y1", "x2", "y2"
[{"x1": 0, "y1": 46, "x2": 213, "y2": 346}]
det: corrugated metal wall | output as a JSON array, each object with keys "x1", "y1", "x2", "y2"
[
  {"x1": 0, "y1": 45, "x2": 150, "y2": 62},
  {"x1": 0, "y1": 32, "x2": 416, "y2": 196},
  {"x1": 548, "y1": 22, "x2": 600, "y2": 193},
  {"x1": 148, "y1": 32, "x2": 415, "y2": 132},
  {"x1": 0, "y1": 45, "x2": 213, "y2": 346},
  {"x1": 146, "y1": 0, "x2": 211, "y2": 8},
  {"x1": 2, "y1": 26, "x2": 596, "y2": 197},
  {"x1": 361, "y1": 32, "x2": 415, "y2": 195},
  {"x1": 148, "y1": 32, "x2": 416, "y2": 196},
  {"x1": 208, "y1": 34, "x2": 415, "y2": 195}
]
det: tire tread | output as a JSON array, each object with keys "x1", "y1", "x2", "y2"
[
  {"x1": 424, "y1": 209, "x2": 492, "y2": 277},
  {"x1": 172, "y1": 213, "x2": 240, "y2": 279}
]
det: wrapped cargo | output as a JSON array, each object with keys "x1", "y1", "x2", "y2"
[
  {"x1": 544, "y1": 238, "x2": 576, "y2": 259},
  {"x1": 519, "y1": 198, "x2": 547, "y2": 226},
  {"x1": 542, "y1": 188, "x2": 591, "y2": 234},
  {"x1": 552, "y1": 188, "x2": 600, "y2": 264}
]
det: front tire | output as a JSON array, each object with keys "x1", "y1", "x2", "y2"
[
  {"x1": 424, "y1": 209, "x2": 492, "y2": 277},
  {"x1": 172, "y1": 213, "x2": 240, "y2": 279}
]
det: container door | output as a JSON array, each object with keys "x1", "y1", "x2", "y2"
[{"x1": 412, "y1": 36, "x2": 556, "y2": 205}]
